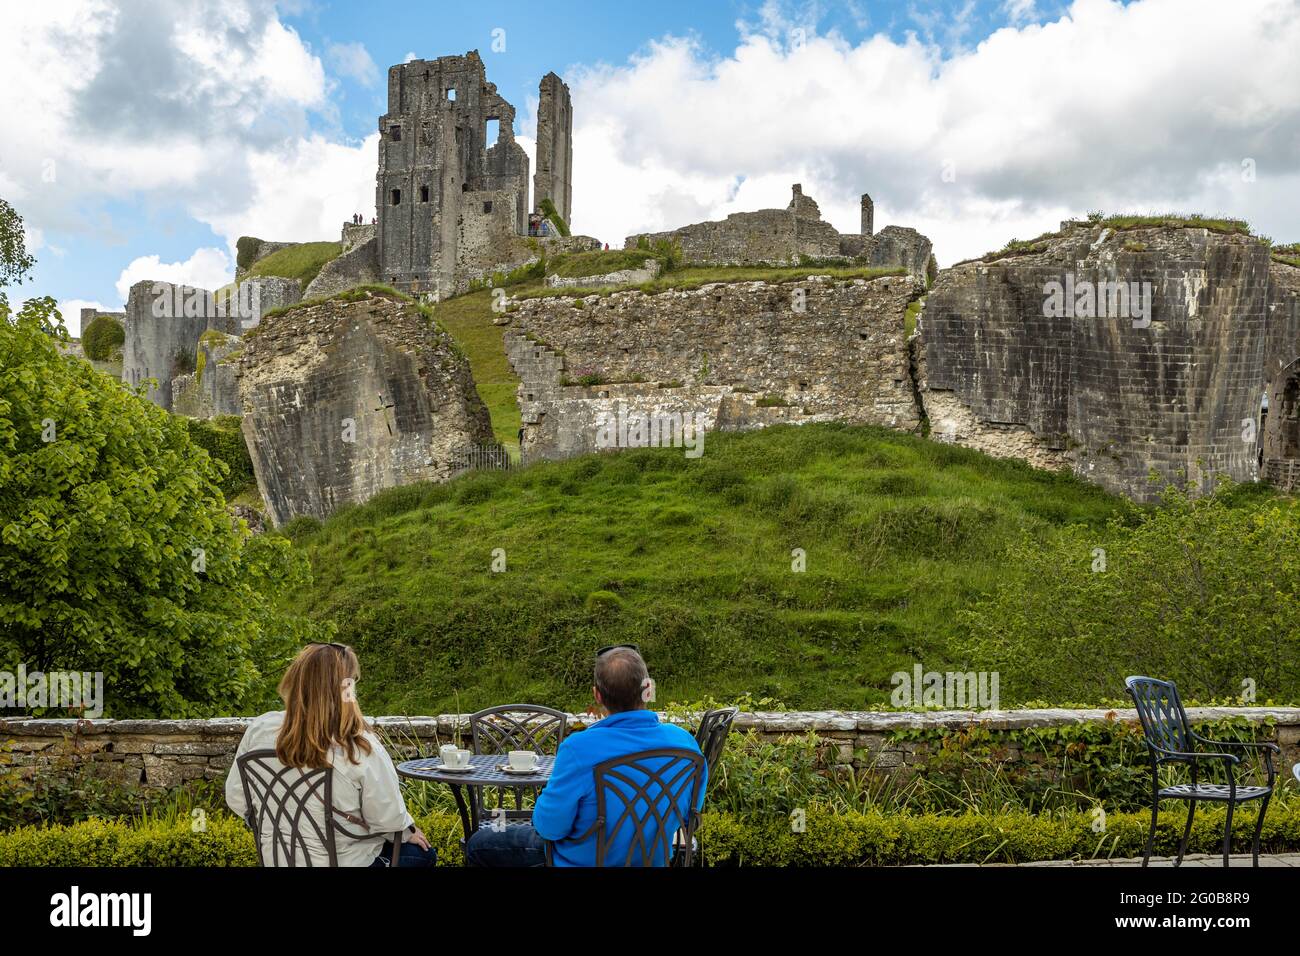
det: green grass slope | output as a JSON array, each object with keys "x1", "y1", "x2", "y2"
[
  {"x1": 247, "y1": 241, "x2": 344, "y2": 287},
  {"x1": 432, "y1": 290, "x2": 522, "y2": 453},
  {"x1": 280, "y1": 423, "x2": 1126, "y2": 715}
]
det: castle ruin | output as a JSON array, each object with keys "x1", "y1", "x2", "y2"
[{"x1": 376, "y1": 52, "x2": 576, "y2": 301}]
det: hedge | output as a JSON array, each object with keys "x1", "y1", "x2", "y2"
[
  {"x1": 82, "y1": 314, "x2": 124, "y2": 361},
  {"x1": 3, "y1": 805, "x2": 1298, "y2": 867}
]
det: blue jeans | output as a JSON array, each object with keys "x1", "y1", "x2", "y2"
[
  {"x1": 464, "y1": 824, "x2": 547, "y2": 867},
  {"x1": 370, "y1": 840, "x2": 438, "y2": 867}
]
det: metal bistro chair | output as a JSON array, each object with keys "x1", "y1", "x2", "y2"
[
  {"x1": 544, "y1": 747, "x2": 706, "y2": 867},
  {"x1": 467, "y1": 704, "x2": 568, "y2": 834},
  {"x1": 674, "y1": 706, "x2": 739, "y2": 867},
  {"x1": 1126, "y1": 676, "x2": 1278, "y2": 868},
  {"x1": 237, "y1": 749, "x2": 402, "y2": 867},
  {"x1": 695, "y1": 707, "x2": 739, "y2": 783}
]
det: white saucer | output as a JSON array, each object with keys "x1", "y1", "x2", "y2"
[
  {"x1": 430, "y1": 761, "x2": 475, "y2": 773},
  {"x1": 496, "y1": 763, "x2": 542, "y2": 775}
]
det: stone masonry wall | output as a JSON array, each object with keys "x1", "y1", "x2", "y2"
[
  {"x1": 921, "y1": 225, "x2": 1277, "y2": 501},
  {"x1": 502, "y1": 274, "x2": 923, "y2": 462},
  {"x1": 236, "y1": 290, "x2": 493, "y2": 526},
  {"x1": 4, "y1": 708, "x2": 1296, "y2": 790}
]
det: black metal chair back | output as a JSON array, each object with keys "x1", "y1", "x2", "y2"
[
  {"x1": 592, "y1": 747, "x2": 706, "y2": 867},
  {"x1": 468, "y1": 704, "x2": 569, "y2": 823},
  {"x1": 695, "y1": 707, "x2": 739, "y2": 782},
  {"x1": 1126, "y1": 676, "x2": 1194, "y2": 756},
  {"x1": 469, "y1": 704, "x2": 569, "y2": 755},
  {"x1": 237, "y1": 748, "x2": 341, "y2": 867}
]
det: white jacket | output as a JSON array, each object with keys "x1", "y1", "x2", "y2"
[{"x1": 225, "y1": 711, "x2": 415, "y2": 867}]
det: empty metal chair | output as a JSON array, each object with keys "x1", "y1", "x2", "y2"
[
  {"x1": 1126, "y1": 676, "x2": 1277, "y2": 867},
  {"x1": 467, "y1": 704, "x2": 569, "y2": 832}
]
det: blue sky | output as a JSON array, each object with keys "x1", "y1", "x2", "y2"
[{"x1": 3, "y1": 0, "x2": 1297, "y2": 333}]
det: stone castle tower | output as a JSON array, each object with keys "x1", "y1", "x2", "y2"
[{"x1": 375, "y1": 51, "x2": 574, "y2": 300}]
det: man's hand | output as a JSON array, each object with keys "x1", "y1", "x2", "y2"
[{"x1": 404, "y1": 826, "x2": 431, "y2": 850}]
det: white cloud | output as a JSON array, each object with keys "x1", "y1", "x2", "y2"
[
  {"x1": 327, "y1": 41, "x2": 379, "y2": 87},
  {"x1": 563, "y1": 0, "x2": 1300, "y2": 264},
  {"x1": 115, "y1": 247, "x2": 233, "y2": 303}
]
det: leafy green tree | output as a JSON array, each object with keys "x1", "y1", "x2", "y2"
[
  {"x1": 0, "y1": 295, "x2": 325, "y2": 717},
  {"x1": 956, "y1": 484, "x2": 1300, "y2": 704},
  {"x1": 0, "y1": 199, "x2": 36, "y2": 287}
]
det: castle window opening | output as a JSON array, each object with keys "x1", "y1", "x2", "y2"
[
  {"x1": 390, "y1": 189, "x2": 401, "y2": 205},
  {"x1": 388, "y1": 125, "x2": 402, "y2": 142},
  {"x1": 483, "y1": 201, "x2": 493, "y2": 214},
  {"x1": 446, "y1": 87, "x2": 457, "y2": 101},
  {"x1": 485, "y1": 118, "x2": 500, "y2": 143},
  {"x1": 420, "y1": 186, "x2": 429, "y2": 203}
]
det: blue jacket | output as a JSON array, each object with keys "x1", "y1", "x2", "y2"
[{"x1": 532, "y1": 710, "x2": 707, "y2": 866}]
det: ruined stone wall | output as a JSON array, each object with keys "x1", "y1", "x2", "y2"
[
  {"x1": 122, "y1": 281, "x2": 212, "y2": 412},
  {"x1": 626, "y1": 185, "x2": 931, "y2": 279},
  {"x1": 172, "y1": 331, "x2": 243, "y2": 418},
  {"x1": 6, "y1": 707, "x2": 1297, "y2": 789},
  {"x1": 303, "y1": 237, "x2": 379, "y2": 301},
  {"x1": 534, "y1": 72, "x2": 573, "y2": 224},
  {"x1": 341, "y1": 221, "x2": 376, "y2": 254},
  {"x1": 627, "y1": 185, "x2": 843, "y2": 266},
  {"x1": 452, "y1": 189, "x2": 535, "y2": 295},
  {"x1": 920, "y1": 225, "x2": 1275, "y2": 500},
  {"x1": 502, "y1": 275, "x2": 922, "y2": 462},
  {"x1": 237, "y1": 290, "x2": 493, "y2": 526}
]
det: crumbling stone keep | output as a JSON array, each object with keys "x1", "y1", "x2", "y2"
[{"x1": 375, "y1": 52, "x2": 575, "y2": 301}]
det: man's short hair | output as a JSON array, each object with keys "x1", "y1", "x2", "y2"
[{"x1": 594, "y1": 647, "x2": 649, "y2": 713}]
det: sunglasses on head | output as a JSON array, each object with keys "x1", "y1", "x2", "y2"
[{"x1": 596, "y1": 643, "x2": 640, "y2": 657}]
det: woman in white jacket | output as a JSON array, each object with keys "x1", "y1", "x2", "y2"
[{"x1": 225, "y1": 642, "x2": 433, "y2": 867}]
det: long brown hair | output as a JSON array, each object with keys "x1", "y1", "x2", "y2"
[{"x1": 275, "y1": 643, "x2": 373, "y2": 769}]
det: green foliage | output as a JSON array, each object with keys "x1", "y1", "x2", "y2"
[
  {"x1": 0, "y1": 294, "x2": 325, "y2": 717},
  {"x1": 539, "y1": 197, "x2": 571, "y2": 237},
  {"x1": 6, "y1": 799, "x2": 1300, "y2": 866},
  {"x1": 547, "y1": 249, "x2": 657, "y2": 278},
  {"x1": 246, "y1": 241, "x2": 343, "y2": 287},
  {"x1": 957, "y1": 483, "x2": 1300, "y2": 703},
  {"x1": 429, "y1": 290, "x2": 521, "y2": 451},
  {"x1": 925, "y1": 253, "x2": 938, "y2": 289},
  {"x1": 81, "y1": 315, "x2": 124, "y2": 361},
  {"x1": 182, "y1": 416, "x2": 255, "y2": 498},
  {"x1": 281, "y1": 422, "x2": 1125, "y2": 713},
  {"x1": 235, "y1": 237, "x2": 262, "y2": 274},
  {"x1": 650, "y1": 238, "x2": 683, "y2": 273},
  {"x1": 0, "y1": 198, "x2": 36, "y2": 287}
]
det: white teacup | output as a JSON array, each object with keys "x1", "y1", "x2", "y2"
[
  {"x1": 444, "y1": 748, "x2": 472, "y2": 770},
  {"x1": 439, "y1": 743, "x2": 458, "y2": 764},
  {"x1": 508, "y1": 750, "x2": 538, "y2": 772}
]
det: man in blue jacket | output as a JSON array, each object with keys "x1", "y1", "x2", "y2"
[{"x1": 465, "y1": 646, "x2": 706, "y2": 866}]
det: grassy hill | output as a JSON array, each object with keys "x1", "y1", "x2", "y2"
[{"x1": 279, "y1": 423, "x2": 1128, "y2": 715}]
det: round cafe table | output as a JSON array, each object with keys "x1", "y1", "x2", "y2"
[{"x1": 397, "y1": 754, "x2": 554, "y2": 845}]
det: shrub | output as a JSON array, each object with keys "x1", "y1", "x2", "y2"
[
  {"x1": 5, "y1": 803, "x2": 1300, "y2": 867},
  {"x1": 539, "y1": 198, "x2": 571, "y2": 238},
  {"x1": 81, "y1": 315, "x2": 124, "y2": 361}
]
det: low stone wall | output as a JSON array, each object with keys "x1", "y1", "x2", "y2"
[{"x1": 3, "y1": 708, "x2": 1296, "y2": 790}]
